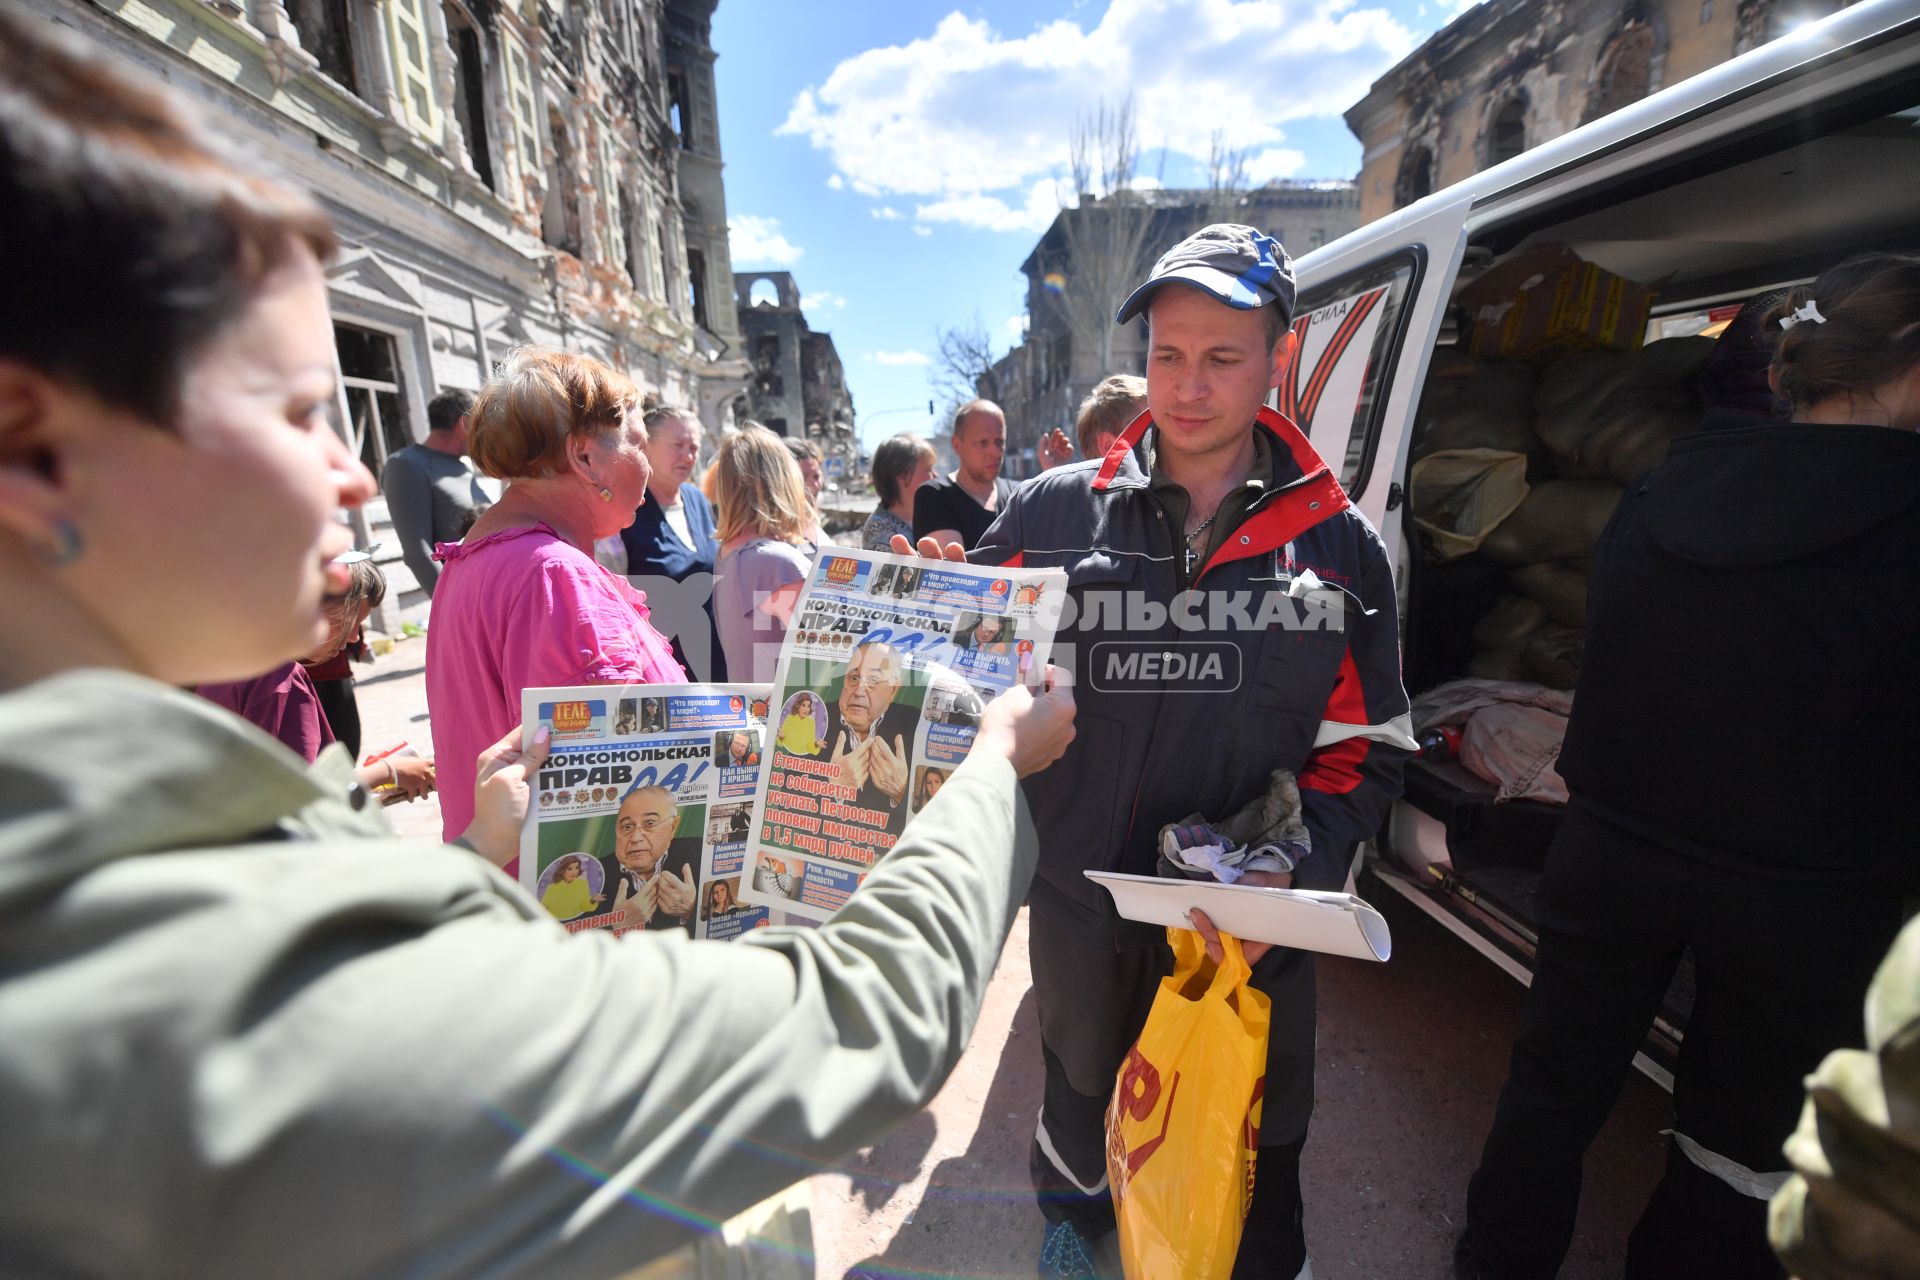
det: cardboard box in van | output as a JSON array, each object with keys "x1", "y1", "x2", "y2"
[{"x1": 1460, "y1": 243, "x2": 1654, "y2": 363}]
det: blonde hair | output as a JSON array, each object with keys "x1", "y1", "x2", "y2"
[
  {"x1": 467, "y1": 346, "x2": 638, "y2": 480},
  {"x1": 714, "y1": 428, "x2": 813, "y2": 546},
  {"x1": 1075, "y1": 374, "x2": 1147, "y2": 458}
]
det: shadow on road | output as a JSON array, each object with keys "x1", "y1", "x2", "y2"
[{"x1": 845, "y1": 988, "x2": 1044, "y2": 1280}]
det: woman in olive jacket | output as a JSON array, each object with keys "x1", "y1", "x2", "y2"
[{"x1": 0, "y1": 15, "x2": 1073, "y2": 1279}]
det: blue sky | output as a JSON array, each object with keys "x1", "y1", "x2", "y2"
[{"x1": 710, "y1": 0, "x2": 1474, "y2": 449}]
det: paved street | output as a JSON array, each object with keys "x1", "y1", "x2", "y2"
[{"x1": 359, "y1": 636, "x2": 1670, "y2": 1278}]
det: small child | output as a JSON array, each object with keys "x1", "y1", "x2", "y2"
[
  {"x1": 198, "y1": 554, "x2": 435, "y2": 801},
  {"x1": 301, "y1": 554, "x2": 382, "y2": 759}
]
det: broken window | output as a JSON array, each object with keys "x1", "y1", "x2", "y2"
[
  {"x1": 334, "y1": 324, "x2": 411, "y2": 482},
  {"x1": 687, "y1": 247, "x2": 710, "y2": 329},
  {"x1": 1394, "y1": 144, "x2": 1434, "y2": 209},
  {"x1": 620, "y1": 186, "x2": 642, "y2": 291},
  {"x1": 288, "y1": 0, "x2": 357, "y2": 93},
  {"x1": 444, "y1": 6, "x2": 495, "y2": 190},
  {"x1": 668, "y1": 70, "x2": 694, "y2": 150},
  {"x1": 1488, "y1": 98, "x2": 1527, "y2": 166},
  {"x1": 543, "y1": 110, "x2": 582, "y2": 256},
  {"x1": 658, "y1": 219, "x2": 676, "y2": 311}
]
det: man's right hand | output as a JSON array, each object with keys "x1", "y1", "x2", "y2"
[
  {"x1": 889, "y1": 533, "x2": 967, "y2": 563},
  {"x1": 972, "y1": 666, "x2": 1076, "y2": 778}
]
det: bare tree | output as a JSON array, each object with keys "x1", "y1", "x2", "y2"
[
  {"x1": 1053, "y1": 96, "x2": 1163, "y2": 383},
  {"x1": 1205, "y1": 127, "x2": 1251, "y2": 224},
  {"x1": 931, "y1": 315, "x2": 998, "y2": 412}
]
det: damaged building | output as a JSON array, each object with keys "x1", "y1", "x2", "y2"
[
  {"x1": 734, "y1": 272, "x2": 858, "y2": 488},
  {"x1": 990, "y1": 182, "x2": 1361, "y2": 474},
  {"x1": 1346, "y1": 0, "x2": 1858, "y2": 224},
  {"x1": 19, "y1": 0, "x2": 752, "y2": 622}
]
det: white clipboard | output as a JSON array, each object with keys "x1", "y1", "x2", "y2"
[{"x1": 1085, "y1": 871, "x2": 1392, "y2": 963}]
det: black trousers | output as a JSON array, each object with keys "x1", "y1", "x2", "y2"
[
  {"x1": 1028, "y1": 908, "x2": 1317, "y2": 1279},
  {"x1": 1459, "y1": 801, "x2": 1904, "y2": 1280},
  {"x1": 312, "y1": 675, "x2": 360, "y2": 761}
]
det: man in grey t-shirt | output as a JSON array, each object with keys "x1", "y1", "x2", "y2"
[{"x1": 381, "y1": 388, "x2": 490, "y2": 597}]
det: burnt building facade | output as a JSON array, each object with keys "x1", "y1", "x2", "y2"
[
  {"x1": 1345, "y1": 0, "x2": 1858, "y2": 225},
  {"x1": 20, "y1": 0, "x2": 751, "y2": 622},
  {"x1": 735, "y1": 272, "x2": 857, "y2": 485}
]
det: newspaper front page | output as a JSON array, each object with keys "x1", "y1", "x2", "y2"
[
  {"x1": 518, "y1": 684, "x2": 779, "y2": 941},
  {"x1": 737, "y1": 547, "x2": 1067, "y2": 923}
]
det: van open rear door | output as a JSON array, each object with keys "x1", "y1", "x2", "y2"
[{"x1": 1286, "y1": 196, "x2": 1476, "y2": 550}]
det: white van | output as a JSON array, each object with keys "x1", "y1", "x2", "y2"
[{"x1": 1282, "y1": 0, "x2": 1920, "y2": 1084}]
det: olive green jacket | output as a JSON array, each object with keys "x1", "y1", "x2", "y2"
[
  {"x1": 1770, "y1": 914, "x2": 1920, "y2": 1280},
  {"x1": 0, "y1": 671, "x2": 1035, "y2": 1278}
]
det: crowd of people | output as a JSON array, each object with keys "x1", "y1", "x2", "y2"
[{"x1": 1, "y1": 10, "x2": 1916, "y2": 1280}]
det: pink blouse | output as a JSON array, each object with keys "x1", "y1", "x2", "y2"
[{"x1": 426, "y1": 523, "x2": 684, "y2": 854}]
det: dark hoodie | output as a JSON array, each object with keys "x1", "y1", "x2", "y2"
[{"x1": 1556, "y1": 410, "x2": 1920, "y2": 884}]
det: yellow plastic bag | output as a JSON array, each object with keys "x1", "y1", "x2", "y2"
[{"x1": 1105, "y1": 928, "x2": 1272, "y2": 1280}]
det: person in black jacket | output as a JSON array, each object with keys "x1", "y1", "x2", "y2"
[
  {"x1": 923, "y1": 225, "x2": 1414, "y2": 1280},
  {"x1": 1457, "y1": 254, "x2": 1920, "y2": 1280}
]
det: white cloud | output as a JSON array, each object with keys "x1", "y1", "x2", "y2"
[
  {"x1": 867, "y1": 350, "x2": 931, "y2": 366},
  {"x1": 777, "y1": 0, "x2": 1415, "y2": 217},
  {"x1": 827, "y1": 173, "x2": 845, "y2": 190},
  {"x1": 915, "y1": 176, "x2": 1063, "y2": 234},
  {"x1": 1246, "y1": 147, "x2": 1308, "y2": 184},
  {"x1": 871, "y1": 206, "x2": 903, "y2": 220},
  {"x1": 803, "y1": 290, "x2": 849, "y2": 312},
  {"x1": 1005, "y1": 313, "x2": 1030, "y2": 339},
  {"x1": 913, "y1": 225, "x2": 933, "y2": 238},
  {"x1": 728, "y1": 214, "x2": 804, "y2": 266}
]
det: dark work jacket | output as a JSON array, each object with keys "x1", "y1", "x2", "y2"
[
  {"x1": 1557, "y1": 410, "x2": 1920, "y2": 885},
  {"x1": 620, "y1": 482, "x2": 725, "y2": 680},
  {"x1": 620, "y1": 482, "x2": 719, "y2": 583},
  {"x1": 972, "y1": 408, "x2": 1414, "y2": 949}
]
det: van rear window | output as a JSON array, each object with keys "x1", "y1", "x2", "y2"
[{"x1": 1280, "y1": 252, "x2": 1420, "y2": 498}]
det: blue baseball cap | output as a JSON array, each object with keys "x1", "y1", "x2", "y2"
[{"x1": 1114, "y1": 223, "x2": 1296, "y2": 326}]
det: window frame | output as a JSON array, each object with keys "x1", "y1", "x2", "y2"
[
  {"x1": 1280, "y1": 247, "x2": 1427, "y2": 501},
  {"x1": 383, "y1": 0, "x2": 444, "y2": 142},
  {"x1": 501, "y1": 31, "x2": 544, "y2": 193}
]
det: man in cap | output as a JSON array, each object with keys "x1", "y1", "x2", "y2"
[{"x1": 947, "y1": 225, "x2": 1414, "y2": 1278}]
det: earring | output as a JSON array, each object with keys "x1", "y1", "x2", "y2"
[
  {"x1": 44, "y1": 518, "x2": 83, "y2": 567},
  {"x1": 599, "y1": 487, "x2": 613, "y2": 502}
]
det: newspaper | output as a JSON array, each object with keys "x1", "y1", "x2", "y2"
[
  {"x1": 518, "y1": 684, "x2": 783, "y2": 941},
  {"x1": 736, "y1": 546, "x2": 1067, "y2": 923}
]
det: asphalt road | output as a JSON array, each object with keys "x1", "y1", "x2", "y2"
[
  {"x1": 358, "y1": 637, "x2": 1672, "y2": 1278},
  {"x1": 808, "y1": 887, "x2": 1673, "y2": 1280}
]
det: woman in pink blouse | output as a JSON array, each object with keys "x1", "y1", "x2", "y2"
[{"x1": 426, "y1": 348, "x2": 684, "y2": 851}]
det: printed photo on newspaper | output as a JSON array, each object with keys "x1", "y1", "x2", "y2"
[
  {"x1": 737, "y1": 547, "x2": 1067, "y2": 923},
  {"x1": 518, "y1": 684, "x2": 780, "y2": 941}
]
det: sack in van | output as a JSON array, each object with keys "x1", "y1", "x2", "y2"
[
  {"x1": 1532, "y1": 338, "x2": 1711, "y2": 480},
  {"x1": 1410, "y1": 448, "x2": 1531, "y2": 559},
  {"x1": 1510, "y1": 562, "x2": 1590, "y2": 630},
  {"x1": 1479, "y1": 480, "x2": 1624, "y2": 565},
  {"x1": 1413, "y1": 358, "x2": 1539, "y2": 458},
  {"x1": 1472, "y1": 595, "x2": 1551, "y2": 651},
  {"x1": 1521, "y1": 625, "x2": 1586, "y2": 690}
]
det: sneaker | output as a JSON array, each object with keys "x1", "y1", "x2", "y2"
[{"x1": 1038, "y1": 1219, "x2": 1101, "y2": 1279}]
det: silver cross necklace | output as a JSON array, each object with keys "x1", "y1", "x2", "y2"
[{"x1": 1181, "y1": 509, "x2": 1221, "y2": 578}]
